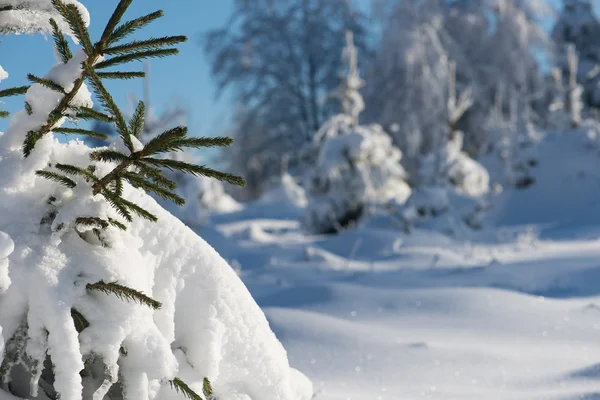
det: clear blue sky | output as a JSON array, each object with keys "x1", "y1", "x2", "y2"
[
  {"x1": 0, "y1": 0, "x2": 592, "y2": 138},
  {"x1": 0, "y1": 0, "x2": 236, "y2": 136}
]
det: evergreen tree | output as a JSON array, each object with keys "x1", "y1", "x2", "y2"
[
  {"x1": 0, "y1": 1, "x2": 245, "y2": 398},
  {"x1": 302, "y1": 32, "x2": 411, "y2": 234}
]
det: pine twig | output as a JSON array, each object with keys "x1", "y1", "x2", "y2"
[
  {"x1": 169, "y1": 377, "x2": 204, "y2": 400},
  {"x1": 87, "y1": 281, "x2": 162, "y2": 309}
]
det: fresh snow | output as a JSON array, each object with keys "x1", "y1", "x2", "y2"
[{"x1": 193, "y1": 129, "x2": 600, "y2": 400}]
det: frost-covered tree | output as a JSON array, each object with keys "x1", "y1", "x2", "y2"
[
  {"x1": 204, "y1": 0, "x2": 369, "y2": 199},
  {"x1": 302, "y1": 32, "x2": 411, "y2": 234},
  {"x1": 366, "y1": 0, "x2": 550, "y2": 161},
  {"x1": 549, "y1": 44, "x2": 585, "y2": 129},
  {"x1": 551, "y1": 0, "x2": 600, "y2": 109},
  {"x1": 0, "y1": 1, "x2": 312, "y2": 399}
]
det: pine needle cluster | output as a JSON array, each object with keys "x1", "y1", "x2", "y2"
[{"x1": 1, "y1": 1, "x2": 237, "y2": 398}]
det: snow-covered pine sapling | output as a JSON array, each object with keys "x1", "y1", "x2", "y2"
[{"x1": 0, "y1": 1, "x2": 243, "y2": 399}]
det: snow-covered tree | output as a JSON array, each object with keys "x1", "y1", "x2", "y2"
[
  {"x1": 303, "y1": 31, "x2": 411, "y2": 234},
  {"x1": 366, "y1": 0, "x2": 550, "y2": 161},
  {"x1": 551, "y1": 0, "x2": 600, "y2": 109},
  {"x1": 204, "y1": 0, "x2": 369, "y2": 199},
  {"x1": 0, "y1": 2, "x2": 312, "y2": 399},
  {"x1": 549, "y1": 44, "x2": 585, "y2": 129}
]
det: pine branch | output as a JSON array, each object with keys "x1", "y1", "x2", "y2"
[
  {"x1": 97, "y1": 71, "x2": 145, "y2": 80},
  {"x1": 101, "y1": 188, "x2": 132, "y2": 221},
  {"x1": 147, "y1": 136, "x2": 234, "y2": 155},
  {"x1": 49, "y1": 18, "x2": 73, "y2": 63},
  {"x1": 100, "y1": 0, "x2": 134, "y2": 44},
  {"x1": 104, "y1": 35, "x2": 187, "y2": 55},
  {"x1": 107, "y1": 10, "x2": 164, "y2": 46},
  {"x1": 75, "y1": 216, "x2": 110, "y2": 229},
  {"x1": 119, "y1": 197, "x2": 158, "y2": 222},
  {"x1": 94, "y1": 48, "x2": 179, "y2": 70},
  {"x1": 54, "y1": 163, "x2": 98, "y2": 182},
  {"x1": 25, "y1": 102, "x2": 33, "y2": 115},
  {"x1": 133, "y1": 162, "x2": 178, "y2": 190},
  {"x1": 142, "y1": 158, "x2": 246, "y2": 186},
  {"x1": 142, "y1": 126, "x2": 187, "y2": 154},
  {"x1": 84, "y1": 62, "x2": 132, "y2": 151},
  {"x1": 129, "y1": 101, "x2": 146, "y2": 138},
  {"x1": 169, "y1": 378, "x2": 204, "y2": 400},
  {"x1": 74, "y1": 107, "x2": 115, "y2": 123},
  {"x1": 53, "y1": 127, "x2": 109, "y2": 140},
  {"x1": 0, "y1": 110, "x2": 9, "y2": 119},
  {"x1": 108, "y1": 218, "x2": 127, "y2": 231},
  {"x1": 35, "y1": 170, "x2": 77, "y2": 188},
  {"x1": 51, "y1": 1, "x2": 94, "y2": 55},
  {"x1": 202, "y1": 378, "x2": 214, "y2": 400},
  {"x1": 0, "y1": 86, "x2": 29, "y2": 98},
  {"x1": 27, "y1": 74, "x2": 66, "y2": 94},
  {"x1": 71, "y1": 308, "x2": 89, "y2": 333},
  {"x1": 90, "y1": 149, "x2": 130, "y2": 163},
  {"x1": 123, "y1": 172, "x2": 185, "y2": 205},
  {"x1": 87, "y1": 281, "x2": 162, "y2": 309}
]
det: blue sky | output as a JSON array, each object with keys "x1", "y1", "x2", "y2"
[
  {"x1": 0, "y1": 0, "x2": 594, "y2": 138},
  {"x1": 0, "y1": 0, "x2": 236, "y2": 136}
]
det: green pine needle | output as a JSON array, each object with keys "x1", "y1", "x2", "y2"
[
  {"x1": 0, "y1": 85, "x2": 29, "y2": 98},
  {"x1": 71, "y1": 308, "x2": 89, "y2": 333},
  {"x1": 108, "y1": 218, "x2": 127, "y2": 231},
  {"x1": 95, "y1": 48, "x2": 179, "y2": 70},
  {"x1": 74, "y1": 107, "x2": 115, "y2": 123},
  {"x1": 119, "y1": 197, "x2": 158, "y2": 222},
  {"x1": 53, "y1": 127, "x2": 109, "y2": 140},
  {"x1": 107, "y1": 10, "x2": 164, "y2": 46},
  {"x1": 84, "y1": 63, "x2": 132, "y2": 150},
  {"x1": 142, "y1": 158, "x2": 246, "y2": 187},
  {"x1": 90, "y1": 149, "x2": 130, "y2": 163},
  {"x1": 97, "y1": 71, "x2": 146, "y2": 80},
  {"x1": 27, "y1": 74, "x2": 66, "y2": 94},
  {"x1": 54, "y1": 163, "x2": 98, "y2": 182},
  {"x1": 100, "y1": 0, "x2": 134, "y2": 44},
  {"x1": 87, "y1": 281, "x2": 162, "y2": 309},
  {"x1": 75, "y1": 216, "x2": 110, "y2": 229},
  {"x1": 35, "y1": 170, "x2": 77, "y2": 188},
  {"x1": 129, "y1": 101, "x2": 146, "y2": 138},
  {"x1": 169, "y1": 378, "x2": 204, "y2": 400},
  {"x1": 49, "y1": 18, "x2": 73, "y2": 63},
  {"x1": 24, "y1": 102, "x2": 33, "y2": 115},
  {"x1": 202, "y1": 378, "x2": 214, "y2": 400},
  {"x1": 0, "y1": 110, "x2": 9, "y2": 119},
  {"x1": 104, "y1": 35, "x2": 187, "y2": 55},
  {"x1": 123, "y1": 172, "x2": 185, "y2": 206},
  {"x1": 133, "y1": 162, "x2": 178, "y2": 190},
  {"x1": 102, "y1": 189, "x2": 133, "y2": 222}
]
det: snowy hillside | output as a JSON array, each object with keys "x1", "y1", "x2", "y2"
[{"x1": 195, "y1": 130, "x2": 600, "y2": 400}]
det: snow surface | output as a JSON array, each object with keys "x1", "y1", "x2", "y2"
[
  {"x1": 0, "y1": 0, "x2": 89, "y2": 36},
  {"x1": 193, "y1": 129, "x2": 600, "y2": 400}
]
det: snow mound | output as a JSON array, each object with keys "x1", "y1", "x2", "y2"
[{"x1": 259, "y1": 173, "x2": 308, "y2": 209}]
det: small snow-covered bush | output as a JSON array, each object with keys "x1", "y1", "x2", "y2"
[
  {"x1": 418, "y1": 131, "x2": 490, "y2": 198},
  {"x1": 302, "y1": 32, "x2": 411, "y2": 234},
  {"x1": 303, "y1": 115, "x2": 411, "y2": 234},
  {"x1": 0, "y1": 2, "x2": 312, "y2": 400}
]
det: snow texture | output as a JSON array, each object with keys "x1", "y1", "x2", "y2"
[{"x1": 0, "y1": 0, "x2": 89, "y2": 36}]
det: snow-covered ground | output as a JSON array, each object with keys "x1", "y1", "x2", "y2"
[{"x1": 198, "y1": 131, "x2": 600, "y2": 400}]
